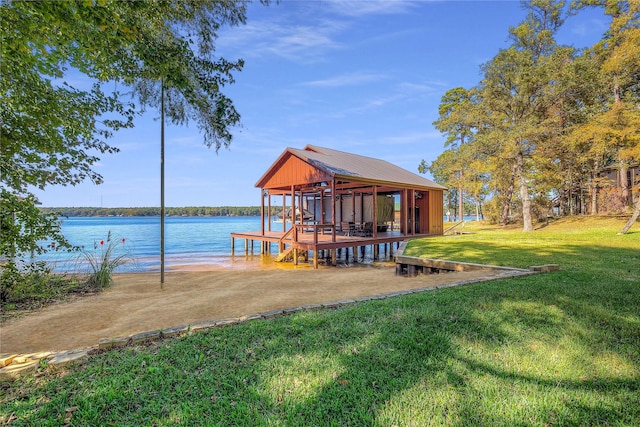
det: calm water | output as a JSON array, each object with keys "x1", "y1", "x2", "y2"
[
  {"x1": 39, "y1": 215, "x2": 477, "y2": 273},
  {"x1": 42, "y1": 216, "x2": 270, "y2": 272}
]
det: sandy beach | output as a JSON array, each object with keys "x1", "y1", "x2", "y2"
[{"x1": 1, "y1": 264, "x2": 502, "y2": 354}]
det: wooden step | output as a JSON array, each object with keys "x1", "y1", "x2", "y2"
[
  {"x1": 276, "y1": 246, "x2": 294, "y2": 262},
  {"x1": 276, "y1": 247, "x2": 308, "y2": 262}
]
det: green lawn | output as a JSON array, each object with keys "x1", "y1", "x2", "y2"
[{"x1": 2, "y1": 216, "x2": 639, "y2": 426}]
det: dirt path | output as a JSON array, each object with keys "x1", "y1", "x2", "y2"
[{"x1": 1, "y1": 266, "x2": 500, "y2": 354}]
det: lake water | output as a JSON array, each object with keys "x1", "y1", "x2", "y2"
[
  {"x1": 42, "y1": 216, "x2": 270, "y2": 273},
  {"x1": 39, "y1": 215, "x2": 478, "y2": 273}
]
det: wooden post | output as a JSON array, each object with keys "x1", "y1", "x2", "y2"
[
  {"x1": 331, "y1": 179, "x2": 336, "y2": 242},
  {"x1": 282, "y1": 194, "x2": 286, "y2": 233},
  {"x1": 319, "y1": 191, "x2": 324, "y2": 236},
  {"x1": 373, "y1": 185, "x2": 377, "y2": 238},
  {"x1": 352, "y1": 193, "x2": 356, "y2": 224},
  {"x1": 411, "y1": 190, "x2": 416, "y2": 235},
  {"x1": 231, "y1": 237, "x2": 235, "y2": 254},
  {"x1": 396, "y1": 262, "x2": 403, "y2": 276},
  {"x1": 260, "y1": 190, "x2": 265, "y2": 235},
  {"x1": 408, "y1": 264, "x2": 416, "y2": 276},
  {"x1": 267, "y1": 191, "x2": 272, "y2": 232},
  {"x1": 403, "y1": 189, "x2": 409, "y2": 236},
  {"x1": 291, "y1": 185, "x2": 297, "y2": 232}
]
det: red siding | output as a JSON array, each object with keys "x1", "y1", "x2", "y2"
[
  {"x1": 428, "y1": 190, "x2": 444, "y2": 235},
  {"x1": 262, "y1": 155, "x2": 332, "y2": 189}
]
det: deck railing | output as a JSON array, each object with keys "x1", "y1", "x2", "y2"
[
  {"x1": 278, "y1": 226, "x2": 295, "y2": 250},
  {"x1": 293, "y1": 223, "x2": 336, "y2": 244}
]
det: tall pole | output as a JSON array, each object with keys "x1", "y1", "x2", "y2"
[{"x1": 160, "y1": 79, "x2": 165, "y2": 286}]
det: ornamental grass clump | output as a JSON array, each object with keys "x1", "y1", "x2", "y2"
[{"x1": 83, "y1": 231, "x2": 129, "y2": 290}]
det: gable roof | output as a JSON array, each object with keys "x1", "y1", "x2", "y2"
[{"x1": 256, "y1": 145, "x2": 446, "y2": 191}]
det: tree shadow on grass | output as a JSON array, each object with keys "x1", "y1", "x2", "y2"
[
  {"x1": 240, "y1": 277, "x2": 639, "y2": 426},
  {"x1": 261, "y1": 270, "x2": 639, "y2": 425},
  {"x1": 4, "y1": 246, "x2": 639, "y2": 425}
]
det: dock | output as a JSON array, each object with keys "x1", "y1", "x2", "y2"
[{"x1": 231, "y1": 224, "x2": 432, "y2": 268}]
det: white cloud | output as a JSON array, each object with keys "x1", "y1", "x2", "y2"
[
  {"x1": 327, "y1": 1, "x2": 418, "y2": 17},
  {"x1": 219, "y1": 18, "x2": 345, "y2": 64},
  {"x1": 302, "y1": 72, "x2": 387, "y2": 87},
  {"x1": 397, "y1": 81, "x2": 446, "y2": 94},
  {"x1": 218, "y1": 2, "x2": 421, "y2": 65}
]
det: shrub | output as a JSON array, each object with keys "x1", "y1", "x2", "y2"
[
  {"x1": 0, "y1": 261, "x2": 83, "y2": 319},
  {"x1": 83, "y1": 232, "x2": 130, "y2": 290}
]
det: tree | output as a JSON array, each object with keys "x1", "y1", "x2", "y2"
[
  {"x1": 619, "y1": 192, "x2": 640, "y2": 234},
  {"x1": 424, "y1": 1, "x2": 638, "y2": 229},
  {"x1": 475, "y1": 0, "x2": 575, "y2": 231},
  {"x1": 567, "y1": 0, "x2": 639, "y2": 228},
  {"x1": 430, "y1": 87, "x2": 477, "y2": 221},
  {"x1": 0, "y1": 1, "x2": 251, "y2": 285}
]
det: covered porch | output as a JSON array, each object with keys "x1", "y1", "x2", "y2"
[{"x1": 231, "y1": 145, "x2": 446, "y2": 268}]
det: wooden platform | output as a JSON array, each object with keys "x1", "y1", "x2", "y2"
[{"x1": 231, "y1": 224, "x2": 433, "y2": 268}]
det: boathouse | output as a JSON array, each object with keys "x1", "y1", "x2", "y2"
[{"x1": 231, "y1": 145, "x2": 446, "y2": 268}]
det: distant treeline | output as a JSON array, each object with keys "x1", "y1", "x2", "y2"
[{"x1": 39, "y1": 206, "x2": 283, "y2": 217}]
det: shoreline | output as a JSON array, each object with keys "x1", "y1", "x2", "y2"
[{"x1": 49, "y1": 251, "x2": 395, "y2": 274}]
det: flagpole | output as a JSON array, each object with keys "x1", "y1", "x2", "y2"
[{"x1": 160, "y1": 79, "x2": 165, "y2": 286}]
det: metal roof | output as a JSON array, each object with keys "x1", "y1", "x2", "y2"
[{"x1": 256, "y1": 145, "x2": 446, "y2": 191}]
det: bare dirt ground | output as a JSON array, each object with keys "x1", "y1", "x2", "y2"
[{"x1": 1, "y1": 265, "x2": 502, "y2": 355}]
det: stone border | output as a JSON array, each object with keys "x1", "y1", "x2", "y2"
[{"x1": 0, "y1": 263, "x2": 554, "y2": 382}]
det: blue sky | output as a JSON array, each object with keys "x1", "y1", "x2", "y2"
[{"x1": 33, "y1": 1, "x2": 610, "y2": 208}]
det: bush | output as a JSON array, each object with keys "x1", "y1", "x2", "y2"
[
  {"x1": 82, "y1": 232, "x2": 130, "y2": 290},
  {"x1": 1, "y1": 261, "x2": 54, "y2": 302},
  {"x1": 0, "y1": 261, "x2": 83, "y2": 318}
]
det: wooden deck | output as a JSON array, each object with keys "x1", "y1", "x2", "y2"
[{"x1": 230, "y1": 224, "x2": 433, "y2": 268}]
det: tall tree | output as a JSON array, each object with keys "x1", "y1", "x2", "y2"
[
  {"x1": 430, "y1": 87, "x2": 478, "y2": 221},
  {"x1": 424, "y1": 0, "x2": 638, "y2": 230},
  {"x1": 601, "y1": 0, "x2": 640, "y2": 232},
  {"x1": 476, "y1": 0, "x2": 572, "y2": 231},
  {"x1": 552, "y1": 47, "x2": 609, "y2": 215},
  {"x1": 0, "y1": 1, "x2": 251, "y2": 286},
  {"x1": 573, "y1": 0, "x2": 640, "y2": 221}
]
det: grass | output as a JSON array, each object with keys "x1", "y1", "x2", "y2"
[{"x1": 1, "y1": 216, "x2": 639, "y2": 426}]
